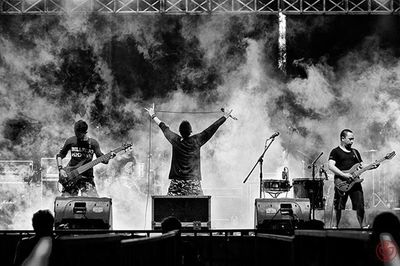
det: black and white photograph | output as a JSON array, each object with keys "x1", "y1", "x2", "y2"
[{"x1": 0, "y1": 0, "x2": 400, "y2": 265}]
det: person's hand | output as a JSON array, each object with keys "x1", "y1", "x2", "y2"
[
  {"x1": 223, "y1": 109, "x2": 233, "y2": 119},
  {"x1": 371, "y1": 163, "x2": 380, "y2": 169},
  {"x1": 144, "y1": 103, "x2": 155, "y2": 117},
  {"x1": 342, "y1": 172, "x2": 353, "y2": 181},
  {"x1": 103, "y1": 152, "x2": 116, "y2": 163},
  {"x1": 59, "y1": 169, "x2": 68, "y2": 179}
]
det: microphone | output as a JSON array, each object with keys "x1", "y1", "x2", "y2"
[
  {"x1": 221, "y1": 108, "x2": 238, "y2": 120},
  {"x1": 307, "y1": 152, "x2": 324, "y2": 168},
  {"x1": 267, "y1": 132, "x2": 280, "y2": 140},
  {"x1": 312, "y1": 152, "x2": 324, "y2": 165}
]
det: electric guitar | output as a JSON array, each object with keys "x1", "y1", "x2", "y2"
[
  {"x1": 59, "y1": 143, "x2": 132, "y2": 191},
  {"x1": 334, "y1": 151, "x2": 395, "y2": 195}
]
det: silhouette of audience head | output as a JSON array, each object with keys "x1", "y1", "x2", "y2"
[
  {"x1": 161, "y1": 216, "x2": 182, "y2": 234},
  {"x1": 372, "y1": 212, "x2": 400, "y2": 235},
  {"x1": 32, "y1": 210, "x2": 54, "y2": 237},
  {"x1": 372, "y1": 211, "x2": 400, "y2": 244}
]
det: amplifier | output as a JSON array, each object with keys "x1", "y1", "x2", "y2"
[
  {"x1": 54, "y1": 197, "x2": 112, "y2": 229},
  {"x1": 255, "y1": 198, "x2": 310, "y2": 232},
  {"x1": 152, "y1": 195, "x2": 211, "y2": 230}
]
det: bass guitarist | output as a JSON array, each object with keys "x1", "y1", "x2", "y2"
[
  {"x1": 56, "y1": 120, "x2": 115, "y2": 197},
  {"x1": 328, "y1": 129, "x2": 380, "y2": 229}
]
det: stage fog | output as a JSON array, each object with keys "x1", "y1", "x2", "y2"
[{"x1": 1, "y1": 14, "x2": 400, "y2": 229}]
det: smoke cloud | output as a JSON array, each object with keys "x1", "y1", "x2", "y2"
[{"x1": 0, "y1": 14, "x2": 400, "y2": 229}]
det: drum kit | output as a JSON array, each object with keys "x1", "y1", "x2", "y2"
[
  {"x1": 242, "y1": 135, "x2": 328, "y2": 214},
  {"x1": 262, "y1": 166, "x2": 328, "y2": 210}
]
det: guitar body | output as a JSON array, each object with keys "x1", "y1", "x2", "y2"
[
  {"x1": 59, "y1": 165, "x2": 89, "y2": 191},
  {"x1": 58, "y1": 143, "x2": 133, "y2": 191},
  {"x1": 334, "y1": 163, "x2": 363, "y2": 194},
  {"x1": 333, "y1": 151, "x2": 395, "y2": 195}
]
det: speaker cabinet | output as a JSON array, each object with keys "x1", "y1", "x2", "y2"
[
  {"x1": 54, "y1": 197, "x2": 112, "y2": 229},
  {"x1": 255, "y1": 198, "x2": 310, "y2": 233},
  {"x1": 152, "y1": 195, "x2": 211, "y2": 230}
]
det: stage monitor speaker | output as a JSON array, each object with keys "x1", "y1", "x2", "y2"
[
  {"x1": 255, "y1": 198, "x2": 310, "y2": 234},
  {"x1": 54, "y1": 197, "x2": 112, "y2": 230},
  {"x1": 152, "y1": 195, "x2": 211, "y2": 230}
]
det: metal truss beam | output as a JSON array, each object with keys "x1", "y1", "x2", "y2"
[{"x1": 0, "y1": 0, "x2": 399, "y2": 14}]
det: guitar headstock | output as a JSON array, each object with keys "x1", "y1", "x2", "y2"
[
  {"x1": 111, "y1": 143, "x2": 133, "y2": 155},
  {"x1": 385, "y1": 151, "x2": 396, "y2": 160}
]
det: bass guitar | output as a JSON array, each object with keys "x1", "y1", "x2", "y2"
[
  {"x1": 334, "y1": 151, "x2": 395, "y2": 195},
  {"x1": 59, "y1": 143, "x2": 132, "y2": 191}
]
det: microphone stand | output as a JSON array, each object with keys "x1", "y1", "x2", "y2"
[
  {"x1": 310, "y1": 152, "x2": 323, "y2": 220},
  {"x1": 243, "y1": 137, "x2": 278, "y2": 198}
]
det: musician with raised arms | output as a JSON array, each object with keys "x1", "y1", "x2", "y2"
[
  {"x1": 56, "y1": 120, "x2": 115, "y2": 197},
  {"x1": 145, "y1": 103, "x2": 233, "y2": 196},
  {"x1": 328, "y1": 129, "x2": 380, "y2": 229}
]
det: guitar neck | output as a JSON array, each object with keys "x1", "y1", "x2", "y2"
[
  {"x1": 77, "y1": 155, "x2": 107, "y2": 175},
  {"x1": 76, "y1": 147, "x2": 125, "y2": 175},
  {"x1": 353, "y1": 157, "x2": 386, "y2": 176}
]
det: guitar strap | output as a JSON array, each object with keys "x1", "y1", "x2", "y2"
[{"x1": 352, "y1": 149, "x2": 361, "y2": 163}]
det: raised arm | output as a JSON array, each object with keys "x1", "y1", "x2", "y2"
[
  {"x1": 198, "y1": 109, "x2": 233, "y2": 146},
  {"x1": 145, "y1": 103, "x2": 179, "y2": 143},
  {"x1": 145, "y1": 103, "x2": 162, "y2": 126},
  {"x1": 21, "y1": 237, "x2": 53, "y2": 266}
]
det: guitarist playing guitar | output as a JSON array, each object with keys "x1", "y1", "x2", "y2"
[
  {"x1": 328, "y1": 129, "x2": 381, "y2": 229},
  {"x1": 56, "y1": 120, "x2": 116, "y2": 197}
]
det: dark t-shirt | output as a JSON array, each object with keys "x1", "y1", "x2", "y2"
[
  {"x1": 57, "y1": 137, "x2": 104, "y2": 178},
  {"x1": 159, "y1": 117, "x2": 226, "y2": 180},
  {"x1": 328, "y1": 146, "x2": 362, "y2": 179}
]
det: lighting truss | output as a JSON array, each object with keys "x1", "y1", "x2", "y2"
[{"x1": 0, "y1": 0, "x2": 399, "y2": 14}]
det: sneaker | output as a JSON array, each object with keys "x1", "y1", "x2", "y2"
[{"x1": 331, "y1": 226, "x2": 338, "y2": 229}]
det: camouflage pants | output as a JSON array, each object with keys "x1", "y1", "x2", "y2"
[
  {"x1": 167, "y1": 179, "x2": 203, "y2": 196},
  {"x1": 61, "y1": 178, "x2": 98, "y2": 197}
]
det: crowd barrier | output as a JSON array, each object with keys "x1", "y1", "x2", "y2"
[
  {"x1": 1, "y1": 229, "x2": 395, "y2": 266},
  {"x1": 120, "y1": 230, "x2": 180, "y2": 266},
  {"x1": 294, "y1": 229, "x2": 386, "y2": 266},
  {"x1": 51, "y1": 234, "x2": 122, "y2": 266}
]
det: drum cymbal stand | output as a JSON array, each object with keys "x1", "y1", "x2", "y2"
[
  {"x1": 243, "y1": 135, "x2": 278, "y2": 198},
  {"x1": 309, "y1": 151, "x2": 324, "y2": 220}
]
